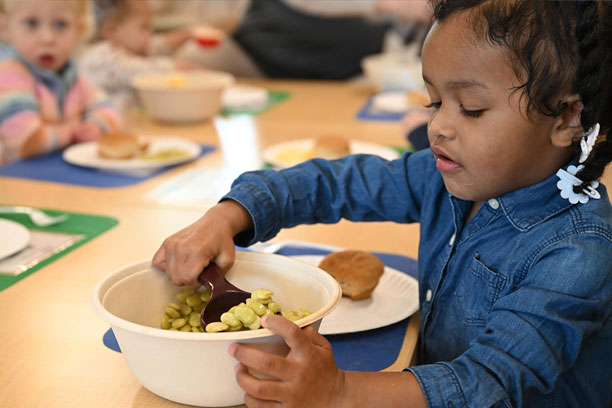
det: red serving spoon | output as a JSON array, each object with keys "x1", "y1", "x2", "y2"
[{"x1": 198, "y1": 263, "x2": 251, "y2": 327}]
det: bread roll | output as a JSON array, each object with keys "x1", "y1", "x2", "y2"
[
  {"x1": 312, "y1": 135, "x2": 351, "y2": 160},
  {"x1": 318, "y1": 250, "x2": 384, "y2": 300},
  {"x1": 97, "y1": 130, "x2": 147, "y2": 159}
]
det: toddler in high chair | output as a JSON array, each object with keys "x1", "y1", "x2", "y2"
[
  {"x1": 79, "y1": 0, "x2": 209, "y2": 111},
  {"x1": 0, "y1": 0, "x2": 120, "y2": 164},
  {"x1": 153, "y1": 0, "x2": 612, "y2": 407}
]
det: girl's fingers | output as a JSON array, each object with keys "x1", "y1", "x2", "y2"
[
  {"x1": 163, "y1": 240, "x2": 180, "y2": 285},
  {"x1": 229, "y1": 343, "x2": 291, "y2": 380},
  {"x1": 182, "y1": 254, "x2": 209, "y2": 288},
  {"x1": 261, "y1": 314, "x2": 311, "y2": 354},
  {"x1": 152, "y1": 246, "x2": 166, "y2": 271},
  {"x1": 214, "y1": 245, "x2": 235, "y2": 272},
  {"x1": 235, "y1": 363, "x2": 286, "y2": 404},
  {"x1": 301, "y1": 325, "x2": 329, "y2": 348}
]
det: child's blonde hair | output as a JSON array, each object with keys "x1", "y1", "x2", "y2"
[{"x1": 1, "y1": 0, "x2": 95, "y2": 42}]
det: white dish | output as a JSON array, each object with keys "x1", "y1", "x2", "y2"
[
  {"x1": 0, "y1": 219, "x2": 30, "y2": 259},
  {"x1": 292, "y1": 255, "x2": 419, "y2": 335},
  {"x1": 262, "y1": 139, "x2": 400, "y2": 169},
  {"x1": 222, "y1": 85, "x2": 269, "y2": 110},
  {"x1": 62, "y1": 137, "x2": 201, "y2": 173}
]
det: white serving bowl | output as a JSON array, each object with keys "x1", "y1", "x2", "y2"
[
  {"x1": 91, "y1": 251, "x2": 341, "y2": 407},
  {"x1": 361, "y1": 52, "x2": 424, "y2": 92},
  {"x1": 131, "y1": 70, "x2": 234, "y2": 123}
]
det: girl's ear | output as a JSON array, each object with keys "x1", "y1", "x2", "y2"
[{"x1": 551, "y1": 94, "x2": 583, "y2": 148}]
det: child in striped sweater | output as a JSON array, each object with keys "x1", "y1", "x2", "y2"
[{"x1": 0, "y1": 0, "x2": 120, "y2": 164}]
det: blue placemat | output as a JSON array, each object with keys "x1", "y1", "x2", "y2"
[
  {"x1": 356, "y1": 96, "x2": 405, "y2": 122},
  {"x1": 0, "y1": 144, "x2": 215, "y2": 188},
  {"x1": 102, "y1": 246, "x2": 419, "y2": 372}
]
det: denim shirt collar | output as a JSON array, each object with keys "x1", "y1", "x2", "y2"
[
  {"x1": 7, "y1": 46, "x2": 77, "y2": 115},
  {"x1": 495, "y1": 161, "x2": 579, "y2": 232}
]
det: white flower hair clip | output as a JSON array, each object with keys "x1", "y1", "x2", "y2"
[
  {"x1": 579, "y1": 123, "x2": 600, "y2": 163},
  {"x1": 557, "y1": 164, "x2": 600, "y2": 204}
]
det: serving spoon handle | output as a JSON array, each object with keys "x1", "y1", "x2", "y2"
[{"x1": 197, "y1": 263, "x2": 251, "y2": 327}]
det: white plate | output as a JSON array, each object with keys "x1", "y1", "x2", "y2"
[
  {"x1": 262, "y1": 139, "x2": 400, "y2": 169},
  {"x1": 0, "y1": 219, "x2": 30, "y2": 260},
  {"x1": 292, "y1": 255, "x2": 419, "y2": 335},
  {"x1": 62, "y1": 137, "x2": 201, "y2": 173}
]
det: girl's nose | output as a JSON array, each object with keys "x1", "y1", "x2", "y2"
[
  {"x1": 39, "y1": 26, "x2": 55, "y2": 43},
  {"x1": 428, "y1": 107, "x2": 456, "y2": 141}
]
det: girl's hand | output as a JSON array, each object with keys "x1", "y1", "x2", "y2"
[
  {"x1": 72, "y1": 121, "x2": 102, "y2": 143},
  {"x1": 229, "y1": 314, "x2": 346, "y2": 407},
  {"x1": 152, "y1": 200, "x2": 253, "y2": 287}
]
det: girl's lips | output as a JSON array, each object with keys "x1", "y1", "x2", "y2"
[
  {"x1": 435, "y1": 155, "x2": 463, "y2": 172},
  {"x1": 38, "y1": 54, "x2": 55, "y2": 68},
  {"x1": 431, "y1": 147, "x2": 462, "y2": 173}
]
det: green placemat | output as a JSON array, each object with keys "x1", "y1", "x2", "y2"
[
  {"x1": 220, "y1": 91, "x2": 291, "y2": 116},
  {"x1": 0, "y1": 209, "x2": 118, "y2": 291}
]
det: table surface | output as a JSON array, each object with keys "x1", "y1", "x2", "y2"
[
  {"x1": 3, "y1": 78, "x2": 610, "y2": 408},
  {"x1": 0, "y1": 79, "x2": 424, "y2": 408}
]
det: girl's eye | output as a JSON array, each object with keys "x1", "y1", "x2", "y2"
[
  {"x1": 53, "y1": 20, "x2": 68, "y2": 31},
  {"x1": 424, "y1": 101, "x2": 441, "y2": 110},
  {"x1": 460, "y1": 107, "x2": 486, "y2": 118},
  {"x1": 24, "y1": 18, "x2": 38, "y2": 29}
]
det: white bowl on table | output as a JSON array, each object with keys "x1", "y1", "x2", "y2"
[
  {"x1": 361, "y1": 52, "x2": 424, "y2": 92},
  {"x1": 131, "y1": 70, "x2": 234, "y2": 123},
  {"x1": 91, "y1": 251, "x2": 341, "y2": 407}
]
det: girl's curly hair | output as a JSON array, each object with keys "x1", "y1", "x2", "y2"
[{"x1": 431, "y1": 0, "x2": 612, "y2": 191}]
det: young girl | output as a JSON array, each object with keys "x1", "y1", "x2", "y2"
[
  {"x1": 153, "y1": 0, "x2": 612, "y2": 406},
  {"x1": 0, "y1": 0, "x2": 120, "y2": 164},
  {"x1": 79, "y1": 0, "x2": 204, "y2": 111}
]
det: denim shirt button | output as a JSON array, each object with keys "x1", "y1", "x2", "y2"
[
  {"x1": 488, "y1": 198, "x2": 500, "y2": 209},
  {"x1": 449, "y1": 233, "x2": 456, "y2": 246},
  {"x1": 425, "y1": 289, "x2": 432, "y2": 302}
]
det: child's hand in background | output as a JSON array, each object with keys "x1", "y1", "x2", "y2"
[
  {"x1": 173, "y1": 59, "x2": 203, "y2": 71},
  {"x1": 72, "y1": 121, "x2": 102, "y2": 143},
  {"x1": 230, "y1": 314, "x2": 345, "y2": 407},
  {"x1": 400, "y1": 110, "x2": 429, "y2": 137},
  {"x1": 152, "y1": 200, "x2": 253, "y2": 287}
]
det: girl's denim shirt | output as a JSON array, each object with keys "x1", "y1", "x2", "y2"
[{"x1": 224, "y1": 149, "x2": 612, "y2": 408}]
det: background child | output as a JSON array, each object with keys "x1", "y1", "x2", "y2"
[
  {"x1": 0, "y1": 0, "x2": 120, "y2": 164},
  {"x1": 79, "y1": 0, "x2": 204, "y2": 111},
  {"x1": 153, "y1": 0, "x2": 612, "y2": 406}
]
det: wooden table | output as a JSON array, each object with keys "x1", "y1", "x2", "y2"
[{"x1": 0, "y1": 80, "x2": 422, "y2": 408}]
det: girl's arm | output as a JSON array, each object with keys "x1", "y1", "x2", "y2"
[
  {"x1": 154, "y1": 151, "x2": 434, "y2": 287},
  {"x1": 222, "y1": 151, "x2": 431, "y2": 246}
]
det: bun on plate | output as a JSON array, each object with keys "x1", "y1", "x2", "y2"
[
  {"x1": 97, "y1": 131, "x2": 147, "y2": 159},
  {"x1": 318, "y1": 250, "x2": 384, "y2": 300},
  {"x1": 312, "y1": 135, "x2": 351, "y2": 160}
]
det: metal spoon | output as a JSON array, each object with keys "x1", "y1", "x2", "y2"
[
  {"x1": 0, "y1": 206, "x2": 68, "y2": 227},
  {"x1": 197, "y1": 263, "x2": 251, "y2": 327}
]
